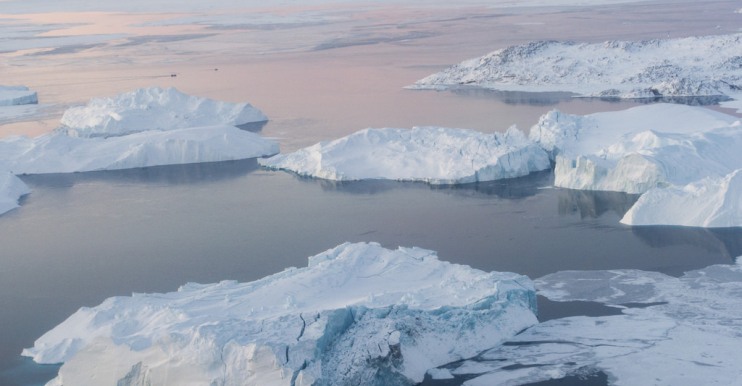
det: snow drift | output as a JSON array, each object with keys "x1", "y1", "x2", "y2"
[
  {"x1": 259, "y1": 126, "x2": 551, "y2": 184},
  {"x1": 0, "y1": 172, "x2": 30, "y2": 216},
  {"x1": 0, "y1": 85, "x2": 38, "y2": 106},
  {"x1": 59, "y1": 87, "x2": 267, "y2": 138},
  {"x1": 24, "y1": 242, "x2": 537, "y2": 386},
  {"x1": 412, "y1": 34, "x2": 742, "y2": 100}
]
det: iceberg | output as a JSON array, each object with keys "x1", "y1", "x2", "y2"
[
  {"x1": 259, "y1": 126, "x2": 551, "y2": 184},
  {"x1": 59, "y1": 87, "x2": 267, "y2": 138},
  {"x1": 0, "y1": 88, "x2": 278, "y2": 174},
  {"x1": 621, "y1": 169, "x2": 742, "y2": 227},
  {"x1": 438, "y1": 261, "x2": 742, "y2": 385},
  {"x1": 412, "y1": 34, "x2": 742, "y2": 100},
  {"x1": 528, "y1": 104, "x2": 742, "y2": 194},
  {"x1": 23, "y1": 242, "x2": 537, "y2": 386},
  {"x1": 0, "y1": 172, "x2": 30, "y2": 216},
  {"x1": 0, "y1": 85, "x2": 38, "y2": 106}
]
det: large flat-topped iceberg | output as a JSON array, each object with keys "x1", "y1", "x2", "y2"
[
  {"x1": 0, "y1": 88, "x2": 278, "y2": 174},
  {"x1": 60, "y1": 87, "x2": 268, "y2": 138},
  {"x1": 0, "y1": 85, "x2": 38, "y2": 106},
  {"x1": 529, "y1": 104, "x2": 742, "y2": 194},
  {"x1": 259, "y1": 127, "x2": 551, "y2": 184},
  {"x1": 0, "y1": 172, "x2": 30, "y2": 216},
  {"x1": 0, "y1": 125, "x2": 279, "y2": 174},
  {"x1": 412, "y1": 34, "x2": 742, "y2": 100},
  {"x1": 24, "y1": 242, "x2": 537, "y2": 386},
  {"x1": 439, "y1": 261, "x2": 742, "y2": 385}
]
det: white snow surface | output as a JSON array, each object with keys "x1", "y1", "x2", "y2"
[
  {"x1": 412, "y1": 34, "x2": 742, "y2": 100},
  {"x1": 59, "y1": 87, "x2": 267, "y2": 138},
  {"x1": 0, "y1": 172, "x2": 30, "y2": 216},
  {"x1": 528, "y1": 104, "x2": 742, "y2": 194},
  {"x1": 440, "y1": 261, "x2": 742, "y2": 385},
  {"x1": 259, "y1": 126, "x2": 551, "y2": 184},
  {"x1": 0, "y1": 87, "x2": 278, "y2": 174},
  {"x1": 621, "y1": 169, "x2": 742, "y2": 227},
  {"x1": 0, "y1": 85, "x2": 38, "y2": 106},
  {"x1": 23, "y1": 242, "x2": 537, "y2": 386}
]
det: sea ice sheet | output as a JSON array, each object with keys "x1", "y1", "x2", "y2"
[
  {"x1": 259, "y1": 126, "x2": 551, "y2": 184},
  {"x1": 412, "y1": 34, "x2": 742, "y2": 100},
  {"x1": 24, "y1": 242, "x2": 537, "y2": 386},
  {"x1": 439, "y1": 261, "x2": 742, "y2": 385}
]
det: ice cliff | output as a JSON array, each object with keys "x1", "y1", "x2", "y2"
[
  {"x1": 412, "y1": 34, "x2": 742, "y2": 100},
  {"x1": 23, "y1": 242, "x2": 538, "y2": 386},
  {"x1": 441, "y1": 261, "x2": 742, "y2": 385},
  {"x1": 0, "y1": 172, "x2": 30, "y2": 216},
  {"x1": 259, "y1": 126, "x2": 551, "y2": 184},
  {"x1": 0, "y1": 85, "x2": 38, "y2": 106},
  {"x1": 529, "y1": 104, "x2": 742, "y2": 227},
  {"x1": 0, "y1": 88, "x2": 278, "y2": 175},
  {"x1": 59, "y1": 87, "x2": 267, "y2": 138}
]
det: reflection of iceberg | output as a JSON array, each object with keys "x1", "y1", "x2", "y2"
[
  {"x1": 25, "y1": 242, "x2": 537, "y2": 386},
  {"x1": 412, "y1": 34, "x2": 742, "y2": 100},
  {"x1": 439, "y1": 261, "x2": 742, "y2": 385},
  {"x1": 632, "y1": 225, "x2": 742, "y2": 261},
  {"x1": 260, "y1": 127, "x2": 550, "y2": 185},
  {"x1": 557, "y1": 188, "x2": 639, "y2": 219},
  {"x1": 0, "y1": 85, "x2": 37, "y2": 106},
  {"x1": 0, "y1": 172, "x2": 29, "y2": 216}
]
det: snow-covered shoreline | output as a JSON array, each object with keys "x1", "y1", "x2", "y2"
[
  {"x1": 24, "y1": 242, "x2": 537, "y2": 386},
  {"x1": 412, "y1": 34, "x2": 742, "y2": 101}
]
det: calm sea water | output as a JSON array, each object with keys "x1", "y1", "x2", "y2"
[{"x1": 1, "y1": 1, "x2": 741, "y2": 385}]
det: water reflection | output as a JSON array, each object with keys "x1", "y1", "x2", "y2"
[
  {"x1": 292, "y1": 169, "x2": 553, "y2": 199},
  {"x1": 558, "y1": 188, "x2": 639, "y2": 219},
  {"x1": 20, "y1": 158, "x2": 261, "y2": 189},
  {"x1": 444, "y1": 87, "x2": 576, "y2": 106},
  {"x1": 632, "y1": 226, "x2": 742, "y2": 262},
  {"x1": 236, "y1": 120, "x2": 268, "y2": 133}
]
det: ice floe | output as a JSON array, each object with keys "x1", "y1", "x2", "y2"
[
  {"x1": 0, "y1": 85, "x2": 38, "y2": 106},
  {"x1": 59, "y1": 87, "x2": 267, "y2": 138},
  {"x1": 0, "y1": 88, "x2": 278, "y2": 175},
  {"x1": 435, "y1": 261, "x2": 742, "y2": 385},
  {"x1": 23, "y1": 242, "x2": 537, "y2": 386},
  {"x1": 412, "y1": 34, "x2": 742, "y2": 100},
  {"x1": 259, "y1": 126, "x2": 551, "y2": 184},
  {"x1": 0, "y1": 172, "x2": 30, "y2": 216}
]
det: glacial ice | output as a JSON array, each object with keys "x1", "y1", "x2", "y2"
[
  {"x1": 0, "y1": 88, "x2": 278, "y2": 174},
  {"x1": 0, "y1": 172, "x2": 30, "y2": 216},
  {"x1": 529, "y1": 104, "x2": 742, "y2": 194},
  {"x1": 433, "y1": 260, "x2": 742, "y2": 385},
  {"x1": 59, "y1": 87, "x2": 267, "y2": 138},
  {"x1": 0, "y1": 85, "x2": 38, "y2": 106},
  {"x1": 23, "y1": 242, "x2": 538, "y2": 386},
  {"x1": 259, "y1": 126, "x2": 551, "y2": 184},
  {"x1": 412, "y1": 34, "x2": 742, "y2": 100}
]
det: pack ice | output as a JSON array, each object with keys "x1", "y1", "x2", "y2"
[
  {"x1": 0, "y1": 172, "x2": 30, "y2": 216},
  {"x1": 441, "y1": 261, "x2": 742, "y2": 385},
  {"x1": 259, "y1": 126, "x2": 550, "y2": 184},
  {"x1": 412, "y1": 34, "x2": 742, "y2": 100},
  {"x1": 23, "y1": 242, "x2": 537, "y2": 386},
  {"x1": 528, "y1": 103, "x2": 742, "y2": 227},
  {"x1": 0, "y1": 87, "x2": 278, "y2": 174},
  {"x1": 0, "y1": 85, "x2": 38, "y2": 106}
]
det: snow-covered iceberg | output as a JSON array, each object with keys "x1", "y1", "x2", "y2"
[
  {"x1": 0, "y1": 88, "x2": 278, "y2": 174},
  {"x1": 621, "y1": 170, "x2": 742, "y2": 227},
  {"x1": 412, "y1": 34, "x2": 742, "y2": 100},
  {"x1": 259, "y1": 126, "x2": 551, "y2": 184},
  {"x1": 0, "y1": 85, "x2": 38, "y2": 106},
  {"x1": 23, "y1": 242, "x2": 537, "y2": 386},
  {"x1": 59, "y1": 87, "x2": 267, "y2": 138},
  {"x1": 0, "y1": 172, "x2": 30, "y2": 216},
  {"x1": 436, "y1": 261, "x2": 742, "y2": 385},
  {"x1": 529, "y1": 104, "x2": 742, "y2": 194}
]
